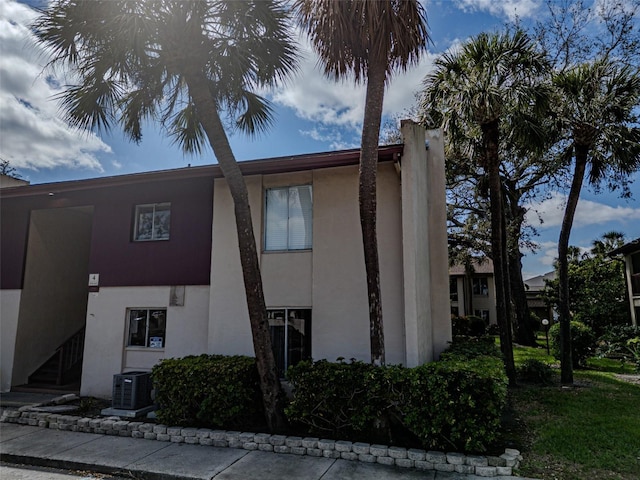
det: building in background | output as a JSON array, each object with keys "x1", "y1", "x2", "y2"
[
  {"x1": 448, "y1": 259, "x2": 496, "y2": 325},
  {"x1": 610, "y1": 238, "x2": 640, "y2": 326}
]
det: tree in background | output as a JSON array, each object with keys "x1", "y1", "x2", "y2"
[
  {"x1": 552, "y1": 59, "x2": 640, "y2": 384},
  {"x1": 544, "y1": 232, "x2": 630, "y2": 337},
  {"x1": 33, "y1": 0, "x2": 298, "y2": 431},
  {"x1": 294, "y1": 0, "x2": 428, "y2": 365},
  {"x1": 422, "y1": 30, "x2": 550, "y2": 384}
]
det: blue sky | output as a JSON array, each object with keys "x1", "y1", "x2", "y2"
[{"x1": 1, "y1": 0, "x2": 639, "y2": 279}]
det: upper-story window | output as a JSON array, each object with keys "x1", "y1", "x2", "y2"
[
  {"x1": 472, "y1": 277, "x2": 489, "y2": 296},
  {"x1": 264, "y1": 186, "x2": 312, "y2": 251},
  {"x1": 133, "y1": 203, "x2": 171, "y2": 241}
]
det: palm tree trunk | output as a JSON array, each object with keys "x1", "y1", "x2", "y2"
[
  {"x1": 360, "y1": 63, "x2": 386, "y2": 366},
  {"x1": 557, "y1": 146, "x2": 588, "y2": 385},
  {"x1": 186, "y1": 73, "x2": 286, "y2": 431},
  {"x1": 482, "y1": 120, "x2": 516, "y2": 385}
]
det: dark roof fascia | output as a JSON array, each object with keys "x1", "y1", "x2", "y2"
[
  {"x1": 0, "y1": 144, "x2": 404, "y2": 199},
  {"x1": 609, "y1": 238, "x2": 640, "y2": 256}
]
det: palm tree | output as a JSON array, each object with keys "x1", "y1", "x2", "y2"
[
  {"x1": 32, "y1": 0, "x2": 298, "y2": 431},
  {"x1": 591, "y1": 231, "x2": 626, "y2": 257},
  {"x1": 552, "y1": 59, "x2": 640, "y2": 384},
  {"x1": 294, "y1": 0, "x2": 428, "y2": 366},
  {"x1": 422, "y1": 30, "x2": 550, "y2": 384}
]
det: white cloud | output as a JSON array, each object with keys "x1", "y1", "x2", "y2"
[
  {"x1": 271, "y1": 35, "x2": 439, "y2": 133},
  {"x1": 526, "y1": 192, "x2": 640, "y2": 229},
  {"x1": 453, "y1": 0, "x2": 542, "y2": 20},
  {"x1": 0, "y1": 0, "x2": 110, "y2": 172}
]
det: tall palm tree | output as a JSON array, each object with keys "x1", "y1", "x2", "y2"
[
  {"x1": 294, "y1": 0, "x2": 428, "y2": 366},
  {"x1": 552, "y1": 59, "x2": 640, "y2": 385},
  {"x1": 32, "y1": 0, "x2": 298, "y2": 431},
  {"x1": 422, "y1": 30, "x2": 550, "y2": 384}
]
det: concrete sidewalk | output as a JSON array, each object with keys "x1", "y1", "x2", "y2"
[{"x1": 0, "y1": 423, "x2": 540, "y2": 480}]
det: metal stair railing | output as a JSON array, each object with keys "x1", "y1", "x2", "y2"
[{"x1": 56, "y1": 326, "x2": 86, "y2": 385}]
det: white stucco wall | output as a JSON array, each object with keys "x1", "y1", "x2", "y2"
[
  {"x1": 82, "y1": 285, "x2": 209, "y2": 398},
  {"x1": 209, "y1": 163, "x2": 406, "y2": 365},
  {"x1": 0, "y1": 289, "x2": 21, "y2": 392},
  {"x1": 401, "y1": 123, "x2": 451, "y2": 365}
]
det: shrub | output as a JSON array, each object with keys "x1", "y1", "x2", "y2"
[
  {"x1": 549, "y1": 321, "x2": 596, "y2": 368},
  {"x1": 152, "y1": 354, "x2": 263, "y2": 429},
  {"x1": 441, "y1": 335, "x2": 502, "y2": 361},
  {"x1": 286, "y1": 351, "x2": 508, "y2": 453},
  {"x1": 516, "y1": 359, "x2": 555, "y2": 385},
  {"x1": 403, "y1": 355, "x2": 508, "y2": 452},
  {"x1": 597, "y1": 325, "x2": 640, "y2": 372},
  {"x1": 285, "y1": 359, "x2": 406, "y2": 442},
  {"x1": 452, "y1": 315, "x2": 487, "y2": 337}
]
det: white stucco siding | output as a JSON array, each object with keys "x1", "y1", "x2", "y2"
[
  {"x1": 0, "y1": 289, "x2": 21, "y2": 392},
  {"x1": 208, "y1": 176, "x2": 260, "y2": 357},
  {"x1": 82, "y1": 285, "x2": 209, "y2": 398},
  {"x1": 209, "y1": 165, "x2": 407, "y2": 365},
  {"x1": 311, "y1": 166, "x2": 370, "y2": 363}
]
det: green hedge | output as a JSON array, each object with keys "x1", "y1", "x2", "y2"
[
  {"x1": 285, "y1": 360, "x2": 407, "y2": 443},
  {"x1": 286, "y1": 340, "x2": 507, "y2": 452},
  {"x1": 151, "y1": 354, "x2": 263, "y2": 429}
]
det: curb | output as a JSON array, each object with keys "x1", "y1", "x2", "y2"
[{"x1": 2, "y1": 398, "x2": 523, "y2": 478}]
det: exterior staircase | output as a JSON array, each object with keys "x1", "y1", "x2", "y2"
[{"x1": 13, "y1": 327, "x2": 85, "y2": 394}]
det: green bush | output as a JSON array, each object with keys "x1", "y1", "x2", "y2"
[
  {"x1": 151, "y1": 354, "x2": 263, "y2": 429},
  {"x1": 452, "y1": 315, "x2": 487, "y2": 337},
  {"x1": 549, "y1": 321, "x2": 596, "y2": 368},
  {"x1": 285, "y1": 360, "x2": 406, "y2": 442},
  {"x1": 597, "y1": 325, "x2": 640, "y2": 372},
  {"x1": 516, "y1": 359, "x2": 555, "y2": 385},
  {"x1": 403, "y1": 355, "x2": 508, "y2": 452},
  {"x1": 286, "y1": 350, "x2": 508, "y2": 452},
  {"x1": 441, "y1": 335, "x2": 502, "y2": 361}
]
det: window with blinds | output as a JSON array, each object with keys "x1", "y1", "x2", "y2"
[{"x1": 264, "y1": 185, "x2": 312, "y2": 251}]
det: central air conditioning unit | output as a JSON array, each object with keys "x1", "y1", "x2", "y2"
[{"x1": 112, "y1": 371, "x2": 153, "y2": 410}]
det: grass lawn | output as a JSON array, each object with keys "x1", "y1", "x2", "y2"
[{"x1": 506, "y1": 336, "x2": 640, "y2": 480}]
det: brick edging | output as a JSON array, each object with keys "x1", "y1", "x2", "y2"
[{"x1": 1, "y1": 404, "x2": 522, "y2": 477}]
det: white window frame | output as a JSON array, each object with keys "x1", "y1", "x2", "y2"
[
  {"x1": 126, "y1": 308, "x2": 167, "y2": 349},
  {"x1": 133, "y1": 203, "x2": 171, "y2": 242},
  {"x1": 264, "y1": 185, "x2": 312, "y2": 251},
  {"x1": 472, "y1": 277, "x2": 489, "y2": 296}
]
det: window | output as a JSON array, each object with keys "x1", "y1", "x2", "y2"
[
  {"x1": 127, "y1": 309, "x2": 166, "y2": 348},
  {"x1": 265, "y1": 186, "x2": 312, "y2": 251},
  {"x1": 134, "y1": 203, "x2": 170, "y2": 241},
  {"x1": 474, "y1": 309, "x2": 490, "y2": 323},
  {"x1": 449, "y1": 278, "x2": 458, "y2": 302},
  {"x1": 472, "y1": 277, "x2": 489, "y2": 296},
  {"x1": 268, "y1": 308, "x2": 311, "y2": 377}
]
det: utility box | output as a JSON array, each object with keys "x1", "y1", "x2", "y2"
[{"x1": 112, "y1": 371, "x2": 152, "y2": 410}]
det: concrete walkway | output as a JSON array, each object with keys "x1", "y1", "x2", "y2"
[
  {"x1": 0, "y1": 422, "x2": 541, "y2": 480},
  {"x1": 0, "y1": 392, "x2": 540, "y2": 480}
]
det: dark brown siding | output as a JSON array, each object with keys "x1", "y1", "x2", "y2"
[{"x1": 1, "y1": 176, "x2": 213, "y2": 289}]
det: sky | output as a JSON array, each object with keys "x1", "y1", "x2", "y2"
[{"x1": 1, "y1": 0, "x2": 639, "y2": 280}]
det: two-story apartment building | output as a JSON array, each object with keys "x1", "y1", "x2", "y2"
[
  {"x1": 0, "y1": 122, "x2": 451, "y2": 398},
  {"x1": 448, "y1": 260, "x2": 496, "y2": 325}
]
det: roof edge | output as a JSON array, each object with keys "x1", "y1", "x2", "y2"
[{"x1": 1, "y1": 144, "x2": 404, "y2": 198}]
